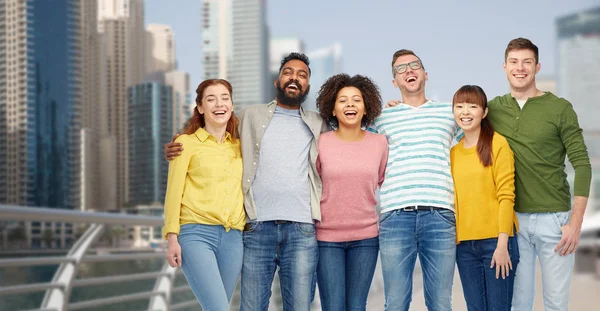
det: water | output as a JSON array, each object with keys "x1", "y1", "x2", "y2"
[{"x1": 0, "y1": 255, "x2": 196, "y2": 311}]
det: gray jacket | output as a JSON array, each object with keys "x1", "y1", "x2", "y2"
[{"x1": 237, "y1": 100, "x2": 327, "y2": 221}]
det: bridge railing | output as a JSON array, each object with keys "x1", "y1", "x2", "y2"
[{"x1": 0, "y1": 204, "x2": 194, "y2": 311}]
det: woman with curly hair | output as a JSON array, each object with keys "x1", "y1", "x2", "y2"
[{"x1": 315, "y1": 74, "x2": 388, "y2": 310}]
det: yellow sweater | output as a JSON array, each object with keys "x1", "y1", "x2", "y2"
[
  {"x1": 162, "y1": 128, "x2": 246, "y2": 239},
  {"x1": 450, "y1": 132, "x2": 518, "y2": 243}
]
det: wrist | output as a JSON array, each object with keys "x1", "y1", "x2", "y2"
[
  {"x1": 167, "y1": 233, "x2": 178, "y2": 241},
  {"x1": 496, "y1": 233, "x2": 509, "y2": 248}
]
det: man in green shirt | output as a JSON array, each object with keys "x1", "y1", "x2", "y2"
[{"x1": 487, "y1": 38, "x2": 592, "y2": 311}]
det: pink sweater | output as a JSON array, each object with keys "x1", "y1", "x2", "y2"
[{"x1": 316, "y1": 131, "x2": 388, "y2": 242}]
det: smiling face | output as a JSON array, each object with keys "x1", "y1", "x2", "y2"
[
  {"x1": 275, "y1": 59, "x2": 311, "y2": 107},
  {"x1": 392, "y1": 54, "x2": 428, "y2": 96},
  {"x1": 333, "y1": 86, "x2": 365, "y2": 129},
  {"x1": 453, "y1": 102, "x2": 488, "y2": 133},
  {"x1": 504, "y1": 49, "x2": 540, "y2": 93},
  {"x1": 197, "y1": 84, "x2": 233, "y2": 128}
]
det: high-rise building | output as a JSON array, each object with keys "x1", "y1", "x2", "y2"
[
  {"x1": 100, "y1": 18, "x2": 130, "y2": 210},
  {"x1": 80, "y1": 0, "x2": 106, "y2": 212},
  {"x1": 557, "y1": 7, "x2": 600, "y2": 132},
  {"x1": 128, "y1": 83, "x2": 172, "y2": 206},
  {"x1": 202, "y1": 0, "x2": 232, "y2": 80},
  {"x1": 146, "y1": 24, "x2": 177, "y2": 74},
  {"x1": 0, "y1": 0, "x2": 99, "y2": 247},
  {"x1": 98, "y1": 0, "x2": 145, "y2": 85},
  {"x1": 305, "y1": 43, "x2": 343, "y2": 112},
  {"x1": 0, "y1": 0, "x2": 101, "y2": 210},
  {"x1": 202, "y1": 0, "x2": 269, "y2": 111},
  {"x1": 269, "y1": 37, "x2": 304, "y2": 100},
  {"x1": 97, "y1": 0, "x2": 146, "y2": 210},
  {"x1": 230, "y1": 0, "x2": 270, "y2": 110},
  {"x1": 165, "y1": 71, "x2": 192, "y2": 134}
]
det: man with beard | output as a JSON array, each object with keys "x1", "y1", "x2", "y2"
[
  {"x1": 164, "y1": 53, "x2": 326, "y2": 311},
  {"x1": 375, "y1": 49, "x2": 460, "y2": 311}
]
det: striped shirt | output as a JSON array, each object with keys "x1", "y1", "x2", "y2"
[{"x1": 372, "y1": 100, "x2": 461, "y2": 213}]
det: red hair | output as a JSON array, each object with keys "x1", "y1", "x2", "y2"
[
  {"x1": 182, "y1": 79, "x2": 239, "y2": 140},
  {"x1": 452, "y1": 85, "x2": 494, "y2": 167}
]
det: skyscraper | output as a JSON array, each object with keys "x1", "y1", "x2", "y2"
[
  {"x1": 0, "y1": 0, "x2": 103, "y2": 210},
  {"x1": 557, "y1": 7, "x2": 600, "y2": 132},
  {"x1": 202, "y1": 0, "x2": 269, "y2": 111},
  {"x1": 128, "y1": 83, "x2": 172, "y2": 206},
  {"x1": 230, "y1": 0, "x2": 270, "y2": 110},
  {"x1": 202, "y1": 0, "x2": 232, "y2": 80},
  {"x1": 146, "y1": 24, "x2": 177, "y2": 74},
  {"x1": 98, "y1": 0, "x2": 146, "y2": 209},
  {"x1": 305, "y1": 43, "x2": 343, "y2": 112},
  {"x1": 0, "y1": 0, "x2": 99, "y2": 247}
]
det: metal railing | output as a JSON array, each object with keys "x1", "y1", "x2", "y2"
[{"x1": 0, "y1": 204, "x2": 194, "y2": 311}]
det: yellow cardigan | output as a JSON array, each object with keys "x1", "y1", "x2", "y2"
[
  {"x1": 162, "y1": 128, "x2": 246, "y2": 238},
  {"x1": 451, "y1": 132, "x2": 518, "y2": 243}
]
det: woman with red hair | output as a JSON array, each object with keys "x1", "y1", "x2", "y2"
[{"x1": 162, "y1": 79, "x2": 245, "y2": 311}]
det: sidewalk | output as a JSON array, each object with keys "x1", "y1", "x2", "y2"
[{"x1": 366, "y1": 261, "x2": 600, "y2": 310}]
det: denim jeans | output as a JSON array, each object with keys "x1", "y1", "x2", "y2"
[
  {"x1": 512, "y1": 211, "x2": 574, "y2": 311},
  {"x1": 457, "y1": 236, "x2": 520, "y2": 311},
  {"x1": 379, "y1": 208, "x2": 456, "y2": 311},
  {"x1": 178, "y1": 224, "x2": 243, "y2": 311},
  {"x1": 317, "y1": 236, "x2": 379, "y2": 311},
  {"x1": 240, "y1": 221, "x2": 318, "y2": 311}
]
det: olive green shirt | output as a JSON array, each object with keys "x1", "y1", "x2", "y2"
[{"x1": 488, "y1": 92, "x2": 591, "y2": 213}]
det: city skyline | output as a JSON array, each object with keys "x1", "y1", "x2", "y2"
[{"x1": 146, "y1": 0, "x2": 599, "y2": 105}]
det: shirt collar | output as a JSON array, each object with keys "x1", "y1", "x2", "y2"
[{"x1": 194, "y1": 127, "x2": 232, "y2": 143}]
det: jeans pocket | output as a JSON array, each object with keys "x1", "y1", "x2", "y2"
[
  {"x1": 295, "y1": 222, "x2": 316, "y2": 235},
  {"x1": 244, "y1": 222, "x2": 260, "y2": 233},
  {"x1": 379, "y1": 211, "x2": 394, "y2": 226},
  {"x1": 434, "y1": 209, "x2": 456, "y2": 226},
  {"x1": 553, "y1": 211, "x2": 570, "y2": 227},
  {"x1": 178, "y1": 224, "x2": 195, "y2": 236}
]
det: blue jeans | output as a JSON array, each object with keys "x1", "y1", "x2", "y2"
[
  {"x1": 512, "y1": 211, "x2": 574, "y2": 311},
  {"x1": 379, "y1": 208, "x2": 456, "y2": 311},
  {"x1": 457, "y1": 236, "x2": 520, "y2": 311},
  {"x1": 178, "y1": 224, "x2": 243, "y2": 311},
  {"x1": 317, "y1": 237, "x2": 379, "y2": 311},
  {"x1": 240, "y1": 221, "x2": 318, "y2": 311}
]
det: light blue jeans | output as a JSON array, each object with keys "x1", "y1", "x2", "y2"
[
  {"x1": 512, "y1": 211, "x2": 574, "y2": 311},
  {"x1": 379, "y1": 208, "x2": 456, "y2": 311},
  {"x1": 178, "y1": 224, "x2": 243, "y2": 311}
]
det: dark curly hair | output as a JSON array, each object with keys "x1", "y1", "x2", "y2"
[
  {"x1": 279, "y1": 52, "x2": 311, "y2": 75},
  {"x1": 316, "y1": 74, "x2": 382, "y2": 128}
]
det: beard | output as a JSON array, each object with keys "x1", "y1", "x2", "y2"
[{"x1": 276, "y1": 79, "x2": 309, "y2": 107}]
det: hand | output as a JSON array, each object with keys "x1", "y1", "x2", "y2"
[
  {"x1": 554, "y1": 221, "x2": 582, "y2": 256},
  {"x1": 385, "y1": 100, "x2": 401, "y2": 108},
  {"x1": 164, "y1": 133, "x2": 183, "y2": 161},
  {"x1": 166, "y1": 233, "x2": 182, "y2": 267},
  {"x1": 491, "y1": 245, "x2": 512, "y2": 279}
]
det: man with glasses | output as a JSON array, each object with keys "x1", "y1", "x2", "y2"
[{"x1": 372, "y1": 49, "x2": 459, "y2": 311}]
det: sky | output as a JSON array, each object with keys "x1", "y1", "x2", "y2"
[{"x1": 145, "y1": 0, "x2": 599, "y2": 102}]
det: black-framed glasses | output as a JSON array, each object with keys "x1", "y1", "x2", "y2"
[{"x1": 392, "y1": 60, "x2": 423, "y2": 75}]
